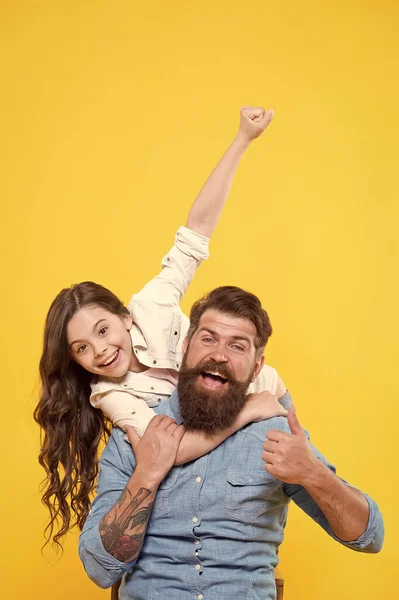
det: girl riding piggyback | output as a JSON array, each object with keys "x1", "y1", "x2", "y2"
[{"x1": 35, "y1": 106, "x2": 289, "y2": 548}]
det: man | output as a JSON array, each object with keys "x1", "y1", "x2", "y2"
[{"x1": 79, "y1": 286, "x2": 384, "y2": 599}]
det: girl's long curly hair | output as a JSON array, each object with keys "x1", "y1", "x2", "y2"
[{"x1": 34, "y1": 282, "x2": 130, "y2": 550}]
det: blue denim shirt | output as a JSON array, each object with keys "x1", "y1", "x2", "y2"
[{"x1": 79, "y1": 391, "x2": 384, "y2": 599}]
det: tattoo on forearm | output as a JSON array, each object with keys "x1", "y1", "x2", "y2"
[
  {"x1": 117, "y1": 487, "x2": 129, "y2": 508},
  {"x1": 100, "y1": 487, "x2": 154, "y2": 562}
]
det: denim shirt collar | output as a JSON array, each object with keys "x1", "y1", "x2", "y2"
[{"x1": 157, "y1": 390, "x2": 183, "y2": 425}]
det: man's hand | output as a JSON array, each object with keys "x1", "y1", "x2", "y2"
[
  {"x1": 262, "y1": 406, "x2": 319, "y2": 484},
  {"x1": 98, "y1": 416, "x2": 184, "y2": 564},
  {"x1": 237, "y1": 106, "x2": 274, "y2": 142},
  {"x1": 126, "y1": 415, "x2": 185, "y2": 487}
]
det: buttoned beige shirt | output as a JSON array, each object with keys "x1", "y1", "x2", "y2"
[{"x1": 90, "y1": 226, "x2": 282, "y2": 435}]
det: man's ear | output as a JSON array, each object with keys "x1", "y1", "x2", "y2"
[
  {"x1": 251, "y1": 354, "x2": 264, "y2": 382},
  {"x1": 123, "y1": 313, "x2": 133, "y2": 331}
]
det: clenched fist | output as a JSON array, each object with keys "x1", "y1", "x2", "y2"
[{"x1": 238, "y1": 106, "x2": 274, "y2": 142}]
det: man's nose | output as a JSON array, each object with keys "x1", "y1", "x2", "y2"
[{"x1": 208, "y1": 347, "x2": 229, "y2": 363}]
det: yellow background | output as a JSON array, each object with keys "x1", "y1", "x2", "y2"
[{"x1": 1, "y1": 1, "x2": 398, "y2": 598}]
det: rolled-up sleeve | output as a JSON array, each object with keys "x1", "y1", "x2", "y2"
[
  {"x1": 284, "y1": 439, "x2": 384, "y2": 553},
  {"x1": 78, "y1": 430, "x2": 138, "y2": 588},
  {"x1": 91, "y1": 390, "x2": 156, "y2": 436},
  {"x1": 130, "y1": 226, "x2": 210, "y2": 308}
]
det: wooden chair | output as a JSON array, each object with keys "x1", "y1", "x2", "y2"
[
  {"x1": 274, "y1": 566, "x2": 284, "y2": 600},
  {"x1": 111, "y1": 580, "x2": 120, "y2": 600},
  {"x1": 111, "y1": 567, "x2": 284, "y2": 598}
]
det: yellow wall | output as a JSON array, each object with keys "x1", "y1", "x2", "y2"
[{"x1": 1, "y1": 1, "x2": 398, "y2": 598}]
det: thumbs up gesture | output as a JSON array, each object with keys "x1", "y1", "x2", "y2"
[{"x1": 262, "y1": 407, "x2": 319, "y2": 485}]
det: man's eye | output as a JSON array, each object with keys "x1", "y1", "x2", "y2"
[
  {"x1": 202, "y1": 337, "x2": 214, "y2": 343},
  {"x1": 77, "y1": 345, "x2": 88, "y2": 354},
  {"x1": 99, "y1": 327, "x2": 108, "y2": 335},
  {"x1": 231, "y1": 344, "x2": 244, "y2": 352}
]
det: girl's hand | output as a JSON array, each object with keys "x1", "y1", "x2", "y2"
[
  {"x1": 245, "y1": 391, "x2": 288, "y2": 422},
  {"x1": 237, "y1": 106, "x2": 274, "y2": 142}
]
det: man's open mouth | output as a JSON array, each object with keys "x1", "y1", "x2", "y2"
[
  {"x1": 99, "y1": 349, "x2": 120, "y2": 367},
  {"x1": 200, "y1": 370, "x2": 229, "y2": 389}
]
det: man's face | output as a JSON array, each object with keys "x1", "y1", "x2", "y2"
[{"x1": 177, "y1": 309, "x2": 264, "y2": 433}]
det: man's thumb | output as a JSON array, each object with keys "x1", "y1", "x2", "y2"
[
  {"x1": 125, "y1": 425, "x2": 140, "y2": 450},
  {"x1": 287, "y1": 406, "x2": 303, "y2": 435}
]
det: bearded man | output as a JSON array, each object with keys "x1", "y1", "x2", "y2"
[{"x1": 79, "y1": 286, "x2": 384, "y2": 600}]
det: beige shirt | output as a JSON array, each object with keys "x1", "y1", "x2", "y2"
[{"x1": 90, "y1": 226, "x2": 281, "y2": 435}]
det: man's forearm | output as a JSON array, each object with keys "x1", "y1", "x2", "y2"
[
  {"x1": 302, "y1": 461, "x2": 370, "y2": 541},
  {"x1": 99, "y1": 468, "x2": 160, "y2": 563},
  {"x1": 186, "y1": 134, "x2": 250, "y2": 238}
]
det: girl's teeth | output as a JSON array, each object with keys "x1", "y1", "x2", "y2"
[{"x1": 104, "y1": 351, "x2": 118, "y2": 365}]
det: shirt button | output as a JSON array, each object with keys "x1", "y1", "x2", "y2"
[
  {"x1": 192, "y1": 517, "x2": 198, "y2": 523},
  {"x1": 157, "y1": 398, "x2": 162, "y2": 404},
  {"x1": 194, "y1": 540, "x2": 200, "y2": 545},
  {"x1": 197, "y1": 595, "x2": 204, "y2": 600},
  {"x1": 195, "y1": 564, "x2": 201, "y2": 571},
  {"x1": 167, "y1": 257, "x2": 171, "y2": 262},
  {"x1": 150, "y1": 386, "x2": 154, "y2": 390},
  {"x1": 153, "y1": 360, "x2": 157, "y2": 365},
  {"x1": 195, "y1": 476, "x2": 201, "y2": 483},
  {"x1": 174, "y1": 331, "x2": 178, "y2": 335},
  {"x1": 176, "y1": 363, "x2": 179, "y2": 368},
  {"x1": 123, "y1": 384, "x2": 129, "y2": 388}
]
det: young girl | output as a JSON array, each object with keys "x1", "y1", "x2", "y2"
[{"x1": 35, "y1": 106, "x2": 289, "y2": 549}]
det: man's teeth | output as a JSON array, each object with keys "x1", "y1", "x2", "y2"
[
  {"x1": 204, "y1": 371, "x2": 226, "y2": 379},
  {"x1": 102, "y1": 351, "x2": 118, "y2": 366}
]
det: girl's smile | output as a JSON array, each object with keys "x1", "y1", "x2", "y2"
[
  {"x1": 67, "y1": 305, "x2": 133, "y2": 378},
  {"x1": 97, "y1": 348, "x2": 122, "y2": 370}
]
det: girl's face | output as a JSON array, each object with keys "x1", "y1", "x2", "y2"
[{"x1": 67, "y1": 305, "x2": 133, "y2": 378}]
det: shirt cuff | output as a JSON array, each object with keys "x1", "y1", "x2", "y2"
[
  {"x1": 278, "y1": 390, "x2": 293, "y2": 410},
  {"x1": 176, "y1": 226, "x2": 210, "y2": 261},
  {"x1": 328, "y1": 493, "x2": 384, "y2": 552},
  {"x1": 79, "y1": 521, "x2": 137, "y2": 588}
]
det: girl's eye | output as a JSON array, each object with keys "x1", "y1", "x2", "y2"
[
  {"x1": 77, "y1": 344, "x2": 88, "y2": 354},
  {"x1": 99, "y1": 327, "x2": 108, "y2": 335}
]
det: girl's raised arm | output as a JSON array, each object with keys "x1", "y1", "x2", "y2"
[
  {"x1": 132, "y1": 107, "x2": 274, "y2": 308},
  {"x1": 186, "y1": 107, "x2": 274, "y2": 237}
]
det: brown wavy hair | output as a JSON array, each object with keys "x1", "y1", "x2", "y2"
[{"x1": 34, "y1": 282, "x2": 130, "y2": 550}]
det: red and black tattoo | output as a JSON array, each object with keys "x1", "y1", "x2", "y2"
[{"x1": 99, "y1": 487, "x2": 154, "y2": 562}]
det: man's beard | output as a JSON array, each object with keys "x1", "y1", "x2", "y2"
[{"x1": 177, "y1": 357, "x2": 254, "y2": 435}]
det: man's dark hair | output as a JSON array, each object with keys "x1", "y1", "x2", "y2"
[{"x1": 187, "y1": 285, "x2": 272, "y2": 353}]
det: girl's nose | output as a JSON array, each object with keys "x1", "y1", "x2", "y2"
[{"x1": 94, "y1": 345, "x2": 108, "y2": 358}]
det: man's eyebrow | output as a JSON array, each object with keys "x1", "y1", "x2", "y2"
[
  {"x1": 198, "y1": 327, "x2": 219, "y2": 338},
  {"x1": 70, "y1": 319, "x2": 107, "y2": 347},
  {"x1": 198, "y1": 328, "x2": 252, "y2": 346},
  {"x1": 230, "y1": 334, "x2": 252, "y2": 346}
]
